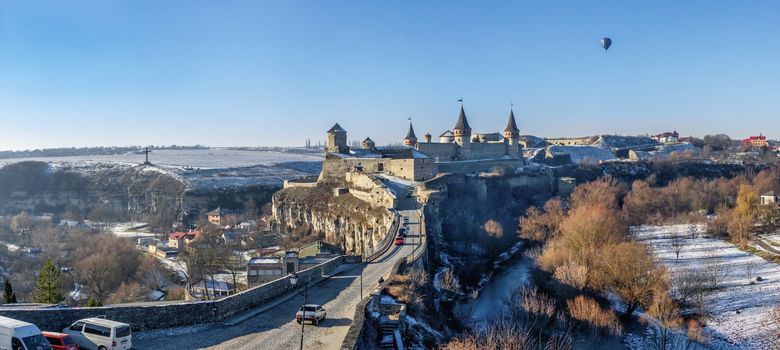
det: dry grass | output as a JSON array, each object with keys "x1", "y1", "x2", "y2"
[
  {"x1": 566, "y1": 295, "x2": 622, "y2": 337},
  {"x1": 441, "y1": 321, "x2": 572, "y2": 350}
]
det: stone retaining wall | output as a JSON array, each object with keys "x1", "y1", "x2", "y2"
[{"x1": 0, "y1": 256, "x2": 346, "y2": 332}]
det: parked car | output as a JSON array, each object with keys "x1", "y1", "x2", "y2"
[
  {"x1": 42, "y1": 332, "x2": 78, "y2": 350},
  {"x1": 398, "y1": 227, "x2": 407, "y2": 237},
  {"x1": 62, "y1": 318, "x2": 132, "y2": 350},
  {"x1": 402, "y1": 216, "x2": 409, "y2": 224},
  {"x1": 0, "y1": 316, "x2": 52, "y2": 350},
  {"x1": 394, "y1": 237, "x2": 405, "y2": 246},
  {"x1": 296, "y1": 304, "x2": 327, "y2": 326}
]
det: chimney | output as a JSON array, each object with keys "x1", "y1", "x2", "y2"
[{"x1": 424, "y1": 133, "x2": 432, "y2": 143}]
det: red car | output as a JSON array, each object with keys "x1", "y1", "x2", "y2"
[
  {"x1": 43, "y1": 332, "x2": 79, "y2": 350},
  {"x1": 394, "y1": 237, "x2": 405, "y2": 246}
]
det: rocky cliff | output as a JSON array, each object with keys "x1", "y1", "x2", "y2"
[
  {"x1": 272, "y1": 183, "x2": 394, "y2": 255},
  {"x1": 0, "y1": 161, "x2": 317, "y2": 229}
]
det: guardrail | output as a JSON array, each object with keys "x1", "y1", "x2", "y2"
[{"x1": 365, "y1": 210, "x2": 400, "y2": 262}]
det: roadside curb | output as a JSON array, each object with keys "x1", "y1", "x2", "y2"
[{"x1": 222, "y1": 264, "x2": 354, "y2": 326}]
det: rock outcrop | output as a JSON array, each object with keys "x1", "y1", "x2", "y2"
[{"x1": 272, "y1": 183, "x2": 395, "y2": 255}]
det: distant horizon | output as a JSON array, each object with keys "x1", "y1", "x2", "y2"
[
  {"x1": 2, "y1": 1, "x2": 778, "y2": 150},
  {"x1": 0, "y1": 130, "x2": 773, "y2": 153}
]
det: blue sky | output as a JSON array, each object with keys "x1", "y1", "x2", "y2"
[{"x1": 1, "y1": 1, "x2": 778, "y2": 150}]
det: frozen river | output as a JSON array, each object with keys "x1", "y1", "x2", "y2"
[{"x1": 0, "y1": 149, "x2": 323, "y2": 169}]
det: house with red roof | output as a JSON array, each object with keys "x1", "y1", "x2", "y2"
[
  {"x1": 168, "y1": 230, "x2": 201, "y2": 251},
  {"x1": 743, "y1": 135, "x2": 769, "y2": 148}
]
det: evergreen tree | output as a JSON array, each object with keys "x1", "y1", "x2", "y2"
[
  {"x1": 86, "y1": 296, "x2": 100, "y2": 307},
  {"x1": 32, "y1": 258, "x2": 63, "y2": 304},
  {"x1": 3, "y1": 279, "x2": 17, "y2": 304}
]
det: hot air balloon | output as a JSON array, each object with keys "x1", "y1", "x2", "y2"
[{"x1": 601, "y1": 37, "x2": 612, "y2": 51}]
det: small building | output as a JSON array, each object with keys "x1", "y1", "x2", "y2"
[
  {"x1": 168, "y1": 230, "x2": 201, "y2": 251},
  {"x1": 761, "y1": 191, "x2": 778, "y2": 206},
  {"x1": 192, "y1": 279, "x2": 235, "y2": 299},
  {"x1": 148, "y1": 243, "x2": 179, "y2": 259},
  {"x1": 207, "y1": 207, "x2": 233, "y2": 226},
  {"x1": 743, "y1": 135, "x2": 769, "y2": 148},
  {"x1": 247, "y1": 240, "x2": 341, "y2": 286},
  {"x1": 651, "y1": 131, "x2": 680, "y2": 144}
]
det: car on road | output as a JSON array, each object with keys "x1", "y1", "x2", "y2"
[
  {"x1": 394, "y1": 237, "x2": 405, "y2": 246},
  {"x1": 63, "y1": 318, "x2": 132, "y2": 350},
  {"x1": 296, "y1": 304, "x2": 327, "y2": 326},
  {"x1": 398, "y1": 227, "x2": 407, "y2": 237},
  {"x1": 42, "y1": 332, "x2": 79, "y2": 350},
  {"x1": 402, "y1": 216, "x2": 409, "y2": 224}
]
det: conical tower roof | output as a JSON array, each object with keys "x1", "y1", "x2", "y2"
[
  {"x1": 504, "y1": 109, "x2": 519, "y2": 133},
  {"x1": 405, "y1": 122, "x2": 417, "y2": 140},
  {"x1": 327, "y1": 123, "x2": 347, "y2": 133},
  {"x1": 454, "y1": 106, "x2": 471, "y2": 131}
]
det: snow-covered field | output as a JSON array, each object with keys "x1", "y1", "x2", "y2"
[
  {"x1": 0, "y1": 149, "x2": 324, "y2": 190},
  {"x1": 0, "y1": 149, "x2": 323, "y2": 169},
  {"x1": 632, "y1": 225, "x2": 780, "y2": 349}
]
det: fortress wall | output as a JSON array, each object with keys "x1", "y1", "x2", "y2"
[
  {"x1": 321, "y1": 158, "x2": 385, "y2": 180},
  {"x1": 386, "y1": 158, "x2": 435, "y2": 181},
  {"x1": 468, "y1": 142, "x2": 509, "y2": 159},
  {"x1": 436, "y1": 159, "x2": 525, "y2": 174},
  {"x1": 416, "y1": 143, "x2": 458, "y2": 161},
  {"x1": 345, "y1": 172, "x2": 397, "y2": 209}
]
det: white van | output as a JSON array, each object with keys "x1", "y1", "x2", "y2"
[
  {"x1": 0, "y1": 316, "x2": 52, "y2": 350},
  {"x1": 62, "y1": 318, "x2": 131, "y2": 350}
]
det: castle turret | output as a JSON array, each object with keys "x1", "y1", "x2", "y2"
[
  {"x1": 361, "y1": 137, "x2": 376, "y2": 150},
  {"x1": 326, "y1": 123, "x2": 348, "y2": 154},
  {"x1": 504, "y1": 108, "x2": 520, "y2": 144},
  {"x1": 404, "y1": 122, "x2": 418, "y2": 146},
  {"x1": 453, "y1": 105, "x2": 472, "y2": 157}
]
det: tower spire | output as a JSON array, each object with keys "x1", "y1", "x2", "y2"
[
  {"x1": 504, "y1": 107, "x2": 519, "y2": 134},
  {"x1": 404, "y1": 117, "x2": 417, "y2": 146}
]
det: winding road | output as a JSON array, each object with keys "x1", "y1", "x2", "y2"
[{"x1": 134, "y1": 208, "x2": 421, "y2": 350}]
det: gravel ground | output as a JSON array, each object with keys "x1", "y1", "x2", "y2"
[{"x1": 134, "y1": 210, "x2": 420, "y2": 350}]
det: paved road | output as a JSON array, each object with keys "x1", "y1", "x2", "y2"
[{"x1": 135, "y1": 210, "x2": 421, "y2": 350}]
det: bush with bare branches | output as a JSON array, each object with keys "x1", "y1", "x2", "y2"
[{"x1": 566, "y1": 295, "x2": 622, "y2": 336}]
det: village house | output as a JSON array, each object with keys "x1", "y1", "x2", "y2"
[
  {"x1": 651, "y1": 131, "x2": 680, "y2": 144},
  {"x1": 743, "y1": 135, "x2": 769, "y2": 148},
  {"x1": 247, "y1": 241, "x2": 341, "y2": 286},
  {"x1": 168, "y1": 230, "x2": 201, "y2": 251},
  {"x1": 207, "y1": 207, "x2": 234, "y2": 225},
  {"x1": 148, "y1": 241, "x2": 179, "y2": 259}
]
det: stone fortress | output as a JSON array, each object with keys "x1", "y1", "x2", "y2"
[{"x1": 318, "y1": 104, "x2": 527, "y2": 182}]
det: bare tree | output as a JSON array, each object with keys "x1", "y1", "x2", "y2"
[
  {"x1": 744, "y1": 260, "x2": 758, "y2": 285},
  {"x1": 436, "y1": 268, "x2": 461, "y2": 295},
  {"x1": 75, "y1": 254, "x2": 120, "y2": 305},
  {"x1": 673, "y1": 269, "x2": 708, "y2": 310},
  {"x1": 668, "y1": 231, "x2": 686, "y2": 259},
  {"x1": 703, "y1": 252, "x2": 731, "y2": 290},
  {"x1": 688, "y1": 224, "x2": 699, "y2": 239}
]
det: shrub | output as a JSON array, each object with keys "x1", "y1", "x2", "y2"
[{"x1": 566, "y1": 295, "x2": 622, "y2": 336}]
